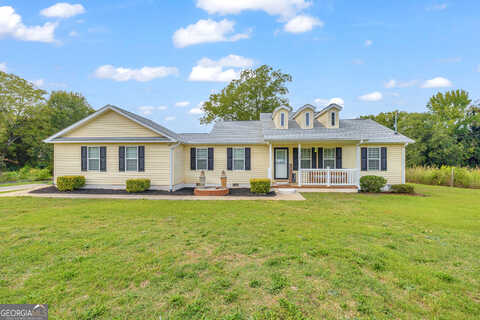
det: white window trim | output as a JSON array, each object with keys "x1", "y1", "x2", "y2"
[
  {"x1": 306, "y1": 112, "x2": 310, "y2": 127},
  {"x1": 300, "y1": 148, "x2": 312, "y2": 169},
  {"x1": 232, "y1": 147, "x2": 246, "y2": 171},
  {"x1": 196, "y1": 147, "x2": 209, "y2": 171},
  {"x1": 87, "y1": 146, "x2": 100, "y2": 171},
  {"x1": 280, "y1": 112, "x2": 285, "y2": 127},
  {"x1": 367, "y1": 147, "x2": 381, "y2": 171},
  {"x1": 331, "y1": 112, "x2": 336, "y2": 126},
  {"x1": 323, "y1": 148, "x2": 336, "y2": 169},
  {"x1": 125, "y1": 146, "x2": 139, "y2": 172}
]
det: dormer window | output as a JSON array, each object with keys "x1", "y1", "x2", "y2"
[
  {"x1": 306, "y1": 112, "x2": 310, "y2": 127},
  {"x1": 331, "y1": 112, "x2": 335, "y2": 126},
  {"x1": 280, "y1": 112, "x2": 285, "y2": 127}
]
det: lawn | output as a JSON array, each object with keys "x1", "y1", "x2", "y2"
[{"x1": 1, "y1": 185, "x2": 479, "y2": 319}]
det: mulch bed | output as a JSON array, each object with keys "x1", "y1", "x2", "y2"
[{"x1": 30, "y1": 186, "x2": 276, "y2": 197}]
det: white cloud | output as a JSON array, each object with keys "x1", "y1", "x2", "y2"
[
  {"x1": 164, "y1": 116, "x2": 176, "y2": 122},
  {"x1": 31, "y1": 79, "x2": 45, "y2": 87},
  {"x1": 0, "y1": 62, "x2": 7, "y2": 72},
  {"x1": 94, "y1": 65, "x2": 179, "y2": 82},
  {"x1": 0, "y1": 6, "x2": 58, "y2": 43},
  {"x1": 196, "y1": 0, "x2": 311, "y2": 19},
  {"x1": 175, "y1": 101, "x2": 190, "y2": 107},
  {"x1": 364, "y1": 39, "x2": 373, "y2": 47},
  {"x1": 358, "y1": 91, "x2": 383, "y2": 102},
  {"x1": 189, "y1": 102, "x2": 205, "y2": 115},
  {"x1": 427, "y1": 3, "x2": 447, "y2": 11},
  {"x1": 40, "y1": 3, "x2": 85, "y2": 18},
  {"x1": 421, "y1": 77, "x2": 452, "y2": 88},
  {"x1": 68, "y1": 30, "x2": 78, "y2": 37},
  {"x1": 284, "y1": 15, "x2": 323, "y2": 33},
  {"x1": 173, "y1": 19, "x2": 250, "y2": 48},
  {"x1": 314, "y1": 97, "x2": 344, "y2": 107},
  {"x1": 384, "y1": 79, "x2": 418, "y2": 88},
  {"x1": 189, "y1": 54, "x2": 254, "y2": 82},
  {"x1": 138, "y1": 105, "x2": 167, "y2": 116}
]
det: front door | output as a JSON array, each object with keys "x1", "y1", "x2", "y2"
[{"x1": 274, "y1": 148, "x2": 289, "y2": 179}]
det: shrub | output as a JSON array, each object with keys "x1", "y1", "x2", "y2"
[
  {"x1": 126, "y1": 179, "x2": 151, "y2": 193},
  {"x1": 390, "y1": 184, "x2": 415, "y2": 194},
  {"x1": 406, "y1": 166, "x2": 480, "y2": 188},
  {"x1": 57, "y1": 176, "x2": 85, "y2": 191},
  {"x1": 31, "y1": 168, "x2": 52, "y2": 181},
  {"x1": 360, "y1": 175, "x2": 387, "y2": 193},
  {"x1": 250, "y1": 178, "x2": 271, "y2": 194}
]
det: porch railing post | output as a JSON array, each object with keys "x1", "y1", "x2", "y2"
[
  {"x1": 327, "y1": 168, "x2": 331, "y2": 186},
  {"x1": 298, "y1": 143, "x2": 302, "y2": 186}
]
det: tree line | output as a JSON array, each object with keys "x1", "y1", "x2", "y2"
[{"x1": 1, "y1": 67, "x2": 479, "y2": 171}]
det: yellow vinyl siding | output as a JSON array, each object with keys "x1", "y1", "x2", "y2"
[
  {"x1": 184, "y1": 145, "x2": 269, "y2": 185},
  {"x1": 359, "y1": 144, "x2": 403, "y2": 184},
  {"x1": 272, "y1": 109, "x2": 288, "y2": 129},
  {"x1": 54, "y1": 143, "x2": 170, "y2": 187},
  {"x1": 173, "y1": 145, "x2": 185, "y2": 185},
  {"x1": 294, "y1": 109, "x2": 314, "y2": 129},
  {"x1": 316, "y1": 109, "x2": 339, "y2": 128},
  {"x1": 63, "y1": 110, "x2": 163, "y2": 138}
]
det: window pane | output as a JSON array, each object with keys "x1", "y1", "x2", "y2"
[
  {"x1": 126, "y1": 147, "x2": 137, "y2": 159},
  {"x1": 233, "y1": 148, "x2": 244, "y2": 159},
  {"x1": 197, "y1": 148, "x2": 208, "y2": 159},
  {"x1": 89, "y1": 159, "x2": 99, "y2": 170},
  {"x1": 281, "y1": 113, "x2": 285, "y2": 126},
  {"x1": 301, "y1": 148, "x2": 311, "y2": 160},
  {"x1": 301, "y1": 159, "x2": 311, "y2": 169},
  {"x1": 234, "y1": 160, "x2": 244, "y2": 170},
  {"x1": 197, "y1": 159, "x2": 207, "y2": 170},
  {"x1": 324, "y1": 148, "x2": 335, "y2": 159},
  {"x1": 306, "y1": 112, "x2": 310, "y2": 126},
  {"x1": 88, "y1": 147, "x2": 100, "y2": 158},
  {"x1": 368, "y1": 160, "x2": 380, "y2": 171},
  {"x1": 368, "y1": 148, "x2": 380, "y2": 159},
  {"x1": 324, "y1": 159, "x2": 335, "y2": 169},
  {"x1": 126, "y1": 159, "x2": 137, "y2": 171},
  {"x1": 331, "y1": 112, "x2": 335, "y2": 126}
]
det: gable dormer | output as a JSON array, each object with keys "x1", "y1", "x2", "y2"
[
  {"x1": 292, "y1": 104, "x2": 315, "y2": 129},
  {"x1": 272, "y1": 105, "x2": 291, "y2": 129},
  {"x1": 315, "y1": 103, "x2": 342, "y2": 128}
]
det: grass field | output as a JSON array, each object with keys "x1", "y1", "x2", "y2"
[{"x1": 1, "y1": 184, "x2": 479, "y2": 319}]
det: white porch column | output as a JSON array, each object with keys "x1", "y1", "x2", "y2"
[
  {"x1": 268, "y1": 143, "x2": 272, "y2": 180},
  {"x1": 356, "y1": 143, "x2": 361, "y2": 188},
  {"x1": 298, "y1": 143, "x2": 302, "y2": 186}
]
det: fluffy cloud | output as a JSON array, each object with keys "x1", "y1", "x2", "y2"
[
  {"x1": 364, "y1": 39, "x2": 373, "y2": 47},
  {"x1": 358, "y1": 91, "x2": 383, "y2": 102},
  {"x1": 421, "y1": 77, "x2": 452, "y2": 88},
  {"x1": 384, "y1": 79, "x2": 418, "y2": 88},
  {"x1": 40, "y1": 3, "x2": 85, "y2": 18},
  {"x1": 68, "y1": 30, "x2": 79, "y2": 37},
  {"x1": 189, "y1": 54, "x2": 254, "y2": 82},
  {"x1": 0, "y1": 62, "x2": 7, "y2": 72},
  {"x1": 139, "y1": 105, "x2": 167, "y2": 116},
  {"x1": 427, "y1": 3, "x2": 447, "y2": 11},
  {"x1": 31, "y1": 79, "x2": 45, "y2": 87},
  {"x1": 196, "y1": 0, "x2": 311, "y2": 19},
  {"x1": 173, "y1": 19, "x2": 249, "y2": 48},
  {"x1": 0, "y1": 6, "x2": 58, "y2": 43},
  {"x1": 164, "y1": 116, "x2": 176, "y2": 122},
  {"x1": 284, "y1": 15, "x2": 323, "y2": 33},
  {"x1": 94, "y1": 65, "x2": 179, "y2": 82},
  {"x1": 314, "y1": 97, "x2": 344, "y2": 107},
  {"x1": 189, "y1": 102, "x2": 205, "y2": 115},
  {"x1": 175, "y1": 101, "x2": 190, "y2": 107}
]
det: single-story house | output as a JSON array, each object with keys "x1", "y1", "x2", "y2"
[{"x1": 44, "y1": 103, "x2": 414, "y2": 191}]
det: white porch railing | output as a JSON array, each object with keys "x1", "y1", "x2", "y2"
[{"x1": 299, "y1": 168, "x2": 359, "y2": 186}]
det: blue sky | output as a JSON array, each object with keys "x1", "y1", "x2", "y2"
[{"x1": 1, "y1": 0, "x2": 479, "y2": 133}]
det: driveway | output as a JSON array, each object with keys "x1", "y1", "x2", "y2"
[{"x1": 0, "y1": 184, "x2": 49, "y2": 193}]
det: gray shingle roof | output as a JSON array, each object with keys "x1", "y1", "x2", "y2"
[
  {"x1": 50, "y1": 137, "x2": 171, "y2": 143},
  {"x1": 180, "y1": 121, "x2": 265, "y2": 144}
]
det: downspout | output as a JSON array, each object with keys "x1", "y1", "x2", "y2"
[{"x1": 169, "y1": 142, "x2": 181, "y2": 192}]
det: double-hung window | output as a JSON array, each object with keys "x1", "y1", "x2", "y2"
[
  {"x1": 233, "y1": 148, "x2": 245, "y2": 170},
  {"x1": 196, "y1": 148, "x2": 208, "y2": 170},
  {"x1": 300, "y1": 148, "x2": 312, "y2": 169},
  {"x1": 306, "y1": 112, "x2": 310, "y2": 127},
  {"x1": 126, "y1": 146, "x2": 138, "y2": 171},
  {"x1": 323, "y1": 148, "x2": 336, "y2": 169},
  {"x1": 280, "y1": 112, "x2": 285, "y2": 127},
  {"x1": 88, "y1": 147, "x2": 100, "y2": 171},
  {"x1": 331, "y1": 112, "x2": 336, "y2": 126},
  {"x1": 367, "y1": 147, "x2": 380, "y2": 171}
]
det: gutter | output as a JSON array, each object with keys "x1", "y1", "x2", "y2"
[{"x1": 169, "y1": 142, "x2": 181, "y2": 192}]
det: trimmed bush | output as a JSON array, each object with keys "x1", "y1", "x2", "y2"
[
  {"x1": 390, "y1": 184, "x2": 415, "y2": 194},
  {"x1": 57, "y1": 176, "x2": 85, "y2": 191},
  {"x1": 126, "y1": 179, "x2": 151, "y2": 193},
  {"x1": 360, "y1": 175, "x2": 387, "y2": 193},
  {"x1": 250, "y1": 178, "x2": 271, "y2": 194}
]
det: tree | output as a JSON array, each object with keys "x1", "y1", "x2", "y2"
[{"x1": 200, "y1": 65, "x2": 292, "y2": 124}]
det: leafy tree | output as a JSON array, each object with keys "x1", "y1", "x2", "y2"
[
  {"x1": 200, "y1": 65, "x2": 292, "y2": 124},
  {"x1": 46, "y1": 90, "x2": 94, "y2": 133}
]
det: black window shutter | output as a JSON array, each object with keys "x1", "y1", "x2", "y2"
[
  {"x1": 361, "y1": 147, "x2": 367, "y2": 171},
  {"x1": 293, "y1": 148, "x2": 298, "y2": 171},
  {"x1": 100, "y1": 146, "x2": 107, "y2": 172},
  {"x1": 208, "y1": 147, "x2": 214, "y2": 170},
  {"x1": 138, "y1": 146, "x2": 145, "y2": 172},
  {"x1": 81, "y1": 146, "x2": 87, "y2": 171},
  {"x1": 227, "y1": 148, "x2": 233, "y2": 170},
  {"x1": 317, "y1": 147, "x2": 323, "y2": 169},
  {"x1": 336, "y1": 147, "x2": 342, "y2": 169},
  {"x1": 381, "y1": 147, "x2": 387, "y2": 171},
  {"x1": 190, "y1": 147, "x2": 196, "y2": 170},
  {"x1": 311, "y1": 147, "x2": 317, "y2": 168},
  {"x1": 119, "y1": 146, "x2": 125, "y2": 172},
  {"x1": 245, "y1": 147, "x2": 251, "y2": 170}
]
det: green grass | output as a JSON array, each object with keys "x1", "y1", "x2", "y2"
[{"x1": 1, "y1": 184, "x2": 479, "y2": 319}]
